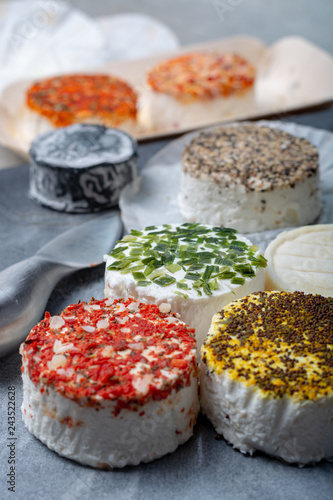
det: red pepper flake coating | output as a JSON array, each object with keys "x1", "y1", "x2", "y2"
[
  {"x1": 21, "y1": 298, "x2": 197, "y2": 412},
  {"x1": 26, "y1": 74, "x2": 137, "y2": 127},
  {"x1": 147, "y1": 52, "x2": 255, "y2": 102}
]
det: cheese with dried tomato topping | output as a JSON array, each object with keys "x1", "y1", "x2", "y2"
[
  {"x1": 140, "y1": 51, "x2": 255, "y2": 131},
  {"x1": 20, "y1": 298, "x2": 199, "y2": 468},
  {"x1": 22, "y1": 73, "x2": 139, "y2": 146}
]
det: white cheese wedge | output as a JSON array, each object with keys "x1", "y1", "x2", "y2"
[
  {"x1": 264, "y1": 224, "x2": 333, "y2": 297},
  {"x1": 104, "y1": 223, "x2": 266, "y2": 349},
  {"x1": 200, "y1": 291, "x2": 333, "y2": 465}
]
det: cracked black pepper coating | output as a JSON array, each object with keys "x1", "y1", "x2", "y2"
[
  {"x1": 201, "y1": 291, "x2": 333, "y2": 400},
  {"x1": 182, "y1": 125, "x2": 319, "y2": 192}
]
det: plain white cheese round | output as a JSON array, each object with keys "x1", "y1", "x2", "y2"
[
  {"x1": 178, "y1": 172, "x2": 320, "y2": 233},
  {"x1": 264, "y1": 224, "x2": 333, "y2": 296},
  {"x1": 139, "y1": 87, "x2": 255, "y2": 132}
]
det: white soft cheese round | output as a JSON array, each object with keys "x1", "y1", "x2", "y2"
[
  {"x1": 139, "y1": 88, "x2": 255, "y2": 132},
  {"x1": 20, "y1": 106, "x2": 139, "y2": 149},
  {"x1": 264, "y1": 224, "x2": 333, "y2": 297},
  {"x1": 200, "y1": 291, "x2": 333, "y2": 465},
  {"x1": 20, "y1": 298, "x2": 199, "y2": 468},
  {"x1": 178, "y1": 172, "x2": 320, "y2": 233},
  {"x1": 104, "y1": 223, "x2": 266, "y2": 349},
  {"x1": 179, "y1": 124, "x2": 321, "y2": 233},
  {"x1": 21, "y1": 365, "x2": 198, "y2": 469}
]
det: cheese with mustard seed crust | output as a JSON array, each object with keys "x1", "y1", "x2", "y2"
[
  {"x1": 20, "y1": 298, "x2": 199, "y2": 469},
  {"x1": 179, "y1": 124, "x2": 320, "y2": 233},
  {"x1": 104, "y1": 223, "x2": 266, "y2": 350},
  {"x1": 200, "y1": 291, "x2": 333, "y2": 465}
]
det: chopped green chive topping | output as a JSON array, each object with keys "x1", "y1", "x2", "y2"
[
  {"x1": 153, "y1": 275, "x2": 176, "y2": 287},
  {"x1": 132, "y1": 271, "x2": 146, "y2": 280},
  {"x1": 122, "y1": 235, "x2": 137, "y2": 242},
  {"x1": 107, "y1": 224, "x2": 266, "y2": 293},
  {"x1": 137, "y1": 280, "x2": 151, "y2": 287},
  {"x1": 231, "y1": 277, "x2": 246, "y2": 285},
  {"x1": 110, "y1": 246, "x2": 128, "y2": 256},
  {"x1": 165, "y1": 263, "x2": 182, "y2": 273}
]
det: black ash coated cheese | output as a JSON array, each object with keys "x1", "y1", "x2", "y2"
[{"x1": 29, "y1": 124, "x2": 138, "y2": 213}]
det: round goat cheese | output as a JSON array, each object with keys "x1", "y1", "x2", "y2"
[
  {"x1": 200, "y1": 291, "x2": 333, "y2": 465},
  {"x1": 104, "y1": 223, "x2": 266, "y2": 349},
  {"x1": 179, "y1": 124, "x2": 320, "y2": 232},
  {"x1": 25, "y1": 73, "x2": 138, "y2": 138},
  {"x1": 264, "y1": 224, "x2": 333, "y2": 297},
  {"x1": 140, "y1": 51, "x2": 255, "y2": 131},
  {"x1": 29, "y1": 124, "x2": 137, "y2": 213},
  {"x1": 20, "y1": 298, "x2": 199, "y2": 469}
]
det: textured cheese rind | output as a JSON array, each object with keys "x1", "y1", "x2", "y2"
[
  {"x1": 178, "y1": 171, "x2": 320, "y2": 233},
  {"x1": 200, "y1": 363, "x2": 333, "y2": 465},
  {"x1": 264, "y1": 224, "x2": 333, "y2": 296},
  {"x1": 21, "y1": 362, "x2": 199, "y2": 469},
  {"x1": 104, "y1": 225, "x2": 265, "y2": 349},
  {"x1": 139, "y1": 87, "x2": 255, "y2": 132}
]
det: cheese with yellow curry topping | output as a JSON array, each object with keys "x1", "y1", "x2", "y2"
[{"x1": 200, "y1": 291, "x2": 333, "y2": 465}]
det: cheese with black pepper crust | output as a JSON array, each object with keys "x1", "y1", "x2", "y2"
[
  {"x1": 104, "y1": 223, "x2": 266, "y2": 349},
  {"x1": 179, "y1": 124, "x2": 320, "y2": 232},
  {"x1": 20, "y1": 298, "x2": 199, "y2": 468},
  {"x1": 200, "y1": 291, "x2": 333, "y2": 465}
]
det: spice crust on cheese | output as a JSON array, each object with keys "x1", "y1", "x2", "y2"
[
  {"x1": 141, "y1": 52, "x2": 255, "y2": 131},
  {"x1": 20, "y1": 298, "x2": 199, "y2": 468},
  {"x1": 200, "y1": 291, "x2": 333, "y2": 464},
  {"x1": 147, "y1": 52, "x2": 255, "y2": 103},
  {"x1": 26, "y1": 73, "x2": 138, "y2": 132},
  {"x1": 179, "y1": 124, "x2": 320, "y2": 232}
]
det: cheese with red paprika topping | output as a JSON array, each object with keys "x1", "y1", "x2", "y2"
[
  {"x1": 23, "y1": 73, "x2": 138, "y2": 144},
  {"x1": 140, "y1": 51, "x2": 255, "y2": 131},
  {"x1": 20, "y1": 298, "x2": 199, "y2": 468}
]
